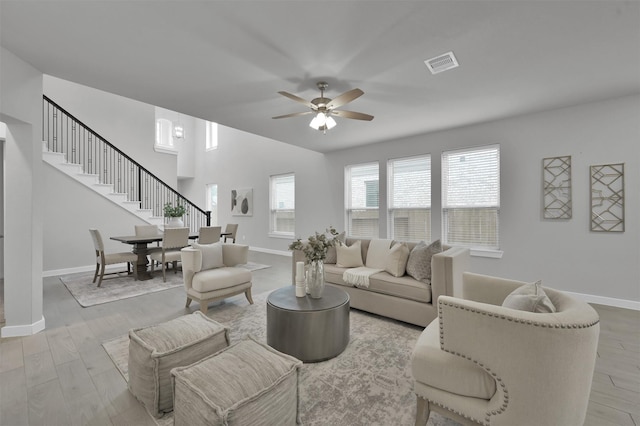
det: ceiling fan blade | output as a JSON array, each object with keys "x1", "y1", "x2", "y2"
[
  {"x1": 331, "y1": 110, "x2": 374, "y2": 121},
  {"x1": 326, "y1": 88, "x2": 364, "y2": 109},
  {"x1": 277, "y1": 91, "x2": 317, "y2": 110},
  {"x1": 272, "y1": 111, "x2": 313, "y2": 119}
]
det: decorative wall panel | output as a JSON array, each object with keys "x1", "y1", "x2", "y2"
[
  {"x1": 590, "y1": 163, "x2": 624, "y2": 232},
  {"x1": 543, "y1": 156, "x2": 572, "y2": 219}
]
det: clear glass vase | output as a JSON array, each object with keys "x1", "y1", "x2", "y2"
[{"x1": 306, "y1": 260, "x2": 325, "y2": 299}]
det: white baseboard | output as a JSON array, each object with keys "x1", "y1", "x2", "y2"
[
  {"x1": 43, "y1": 265, "x2": 95, "y2": 278},
  {"x1": 564, "y1": 291, "x2": 640, "y2": 311},
  {"x1": 249, "y1": 246, "x2": 291, "y2": 257},
  {"x1": 1, "y1": 316, "x2": 46, "y2": 337}
]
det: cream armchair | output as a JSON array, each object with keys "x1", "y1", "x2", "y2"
[
  {"x1": 411, "y1": 272, "x2": 600, "y2": 426},
  {"x1": 180, "y1": 243, "x2": 253, "y2": 314}
]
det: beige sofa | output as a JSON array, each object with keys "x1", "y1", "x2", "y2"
[{"x1": 292, "y1": 238, "x2": 469, "y2": 327}]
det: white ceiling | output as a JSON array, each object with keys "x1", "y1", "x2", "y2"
[{"x1": 1, "y1": 1, "x2": 639, "y2": 153}]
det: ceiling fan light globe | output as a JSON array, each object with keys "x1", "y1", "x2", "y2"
[
  {"x1": 309, "y1": 115, "x2": 321, "y2": 130},
  {"x1": 325, "y1": 116, "x2": 337, "y2": 129}
]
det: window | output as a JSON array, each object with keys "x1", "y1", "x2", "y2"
[
  {"x1": 206, "y1": 121, "x2": 218, "y2": 151},
  {"x1": 270, "y1": 173, "x2": 295, "y2": 236},
  {"x1": 155, "y1": 118, "x2": 174, "y2": 150},
  {"x1": 346, "y1": 162, "x2": 379, "y2": 238},
  {"x1": 442, "y1": 145, "x2": 500, "y2": 250},
  {"x1": 388, "y1": 155, "x2": 431, "y2": 242},
  {"x1": 205, "y1": 183, "x2": 218, "y2": 225}
]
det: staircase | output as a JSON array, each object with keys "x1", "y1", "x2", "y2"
[
  {"x1": 42, "y1": 95, "x2": 210, "y2": 232},
  {"x1": 42, "y1": 145, "x2": 164, "y2": 226}
]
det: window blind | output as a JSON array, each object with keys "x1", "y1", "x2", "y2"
[
  {"x1": 346, "y1": 162, "x2": 379, "y2": 238},
  {"x1": 270, "y1": 173, "x2": 295, "y2": 235},
  {"x1": 442, "y1": 145, "x2": 500, "y2": 249},
  {"x1": 388, "y1": 155, "x2": 431, "y2": 242}
]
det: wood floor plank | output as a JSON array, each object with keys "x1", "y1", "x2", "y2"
[
  {"x1": 0, "y1": 366, "x2": 27, "y2": 410},
  {"x1": 0, "y1": 337, "x2": 25, "y2": 373},
  {"x1": 66, "y1": 321, "x2": 99, "y2": 353},
  {"x1": 56, "y1": 358, "x2": 99, "y2": 402},
  {"x1": 90, "y1": 368, "x2": 140, "y2": 419},
  {"x1": 21, "y1": 332, "x2": 50, "y2": 357},
  {"x1": 24, "y1": 350, "x2": 58, "y2": 389},
  {"x1": 65, "y1": 390, "x2": 113, "y2": 426},
  {"x1": 46, "y1": 327, "x2": 80, "y2": 365},
  {"x1": 80, "y1": 345, "x2": 119, "y2": 378},
  {"x1": 26, "y1": 379, "x2": 72, "y2": 426},
  {"x1": 0, "y1": 401, "x2": 29, "y2": 426},
  {"x1": 586, "y1": 401, "x2": 635, "y2": 426},
  {"x1": 611, "y1": 373, "x2": 640, "y2": 393}
]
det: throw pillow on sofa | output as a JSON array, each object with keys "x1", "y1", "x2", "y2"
[
  {"x1": 325, "y1": 231, "x2": 346, "y2": 264},
  {"x1": 337, "y1": 240, "x2": 364, "y2": 268},
  {"x1": 406, "y1": 240, "x2": 442, "y2": 284},
  {"x1": 365, "y1": 239, "x2": 393, "y2": 269},
  {"x1": 502, "y1": 280, "x2": 556, "y2": 313},
  {"x1": 385, "y1": 243, "x2": 410, "y2": 277},
  {"x1": 192, "y1": 242, "x2": 224, "y2": 271}
]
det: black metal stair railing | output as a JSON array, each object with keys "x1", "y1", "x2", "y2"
[{"x1": 42, "y1": 95, "x2": 210, "y2": 232}]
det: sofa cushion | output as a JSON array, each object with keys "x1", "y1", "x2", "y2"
[
  {"x1": 337, "y1": 240, "x2": 364, "y2": 268},
  {"x1": 192, "y1": 242, "x2": 224, "y2": 271},
  {"x1": 385, "y1": 243, "x2": 410, "y2": 277},
  {"x1": 406, "y1": 240, "x2": 442, "y2": 284},
  {"x1": 192, "y1": 267, "x2": 252, "y2": 293},
  {"x1": 411, "y1": 319, "x2": 496, "y2": 400},
  {"x1": 325, "y1": 231, "x2": 346, "y2": 264},
  {"x1": 502, "y1": 280, "x2": 556, "y2": 313},
  {"x1": 325, "y1": 264, "x2": 431, "y2": 303},
  {"x1": 365, "y1": 239, "x2": 393, "y2": 269}
]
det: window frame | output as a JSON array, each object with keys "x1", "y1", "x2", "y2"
[
  {"x1": 269, "y1": 173, "x2": 295, "y2": 238},
  {"x1": 205, "y1": 121, "x2": 218, "y2": 151},
  {"x1": 441, "y1": 144, "x2": 502, "y2": 256},
  {"x1": 154, "y1": 118, "x2": 177, "y2": 154},
  {"x1": 387, "y1": 154, "x2": 432, "y2": 242},
  {"x1": 345, "y1": 162, "x2": 380, "y2": 239}
]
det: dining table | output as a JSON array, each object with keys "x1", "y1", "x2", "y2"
[{"x1": 110, "y1": 232, "x2": 231, "y2": 280}]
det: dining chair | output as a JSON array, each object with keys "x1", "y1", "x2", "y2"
[
  {"x1": 89, "y1": 228, "x2": 138, "y2": 287},
  {"x1": 223, "y1": 223, "x2": 238, "y2": 243},
  {"x1": 149, "y1": 227, "x2": 190, "y2": 282},
  {"x1": 198, "y1": 226, "x2": 222, "y2": 244}
]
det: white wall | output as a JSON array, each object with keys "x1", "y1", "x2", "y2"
[
  {"x1": 0, "y1": 47, "x2": 45, "y2": 336},
  {"x1": 323, "y1": 95, "x2": 639, "y2": 303},
  {"x1": 36, "y1": 72, "x2": 639, "y2": 306},
  {"x1": 178, "y1": 123, "x2": 332, "y2": 252}
]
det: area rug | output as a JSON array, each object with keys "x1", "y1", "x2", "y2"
[
  {"x1": 102, "y1": 292, "x2": 460, "y2": 426},
  {"x1": 60, "y1": 270, "x2": 183, "y2": 308}
]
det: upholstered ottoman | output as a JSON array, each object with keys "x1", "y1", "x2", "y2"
[
  {"x1": 171, "y1": 336, "x2": 302, "y2": 425},
  {"x1": 128, "y1": 311, "x2": 230, "y2": 417}
]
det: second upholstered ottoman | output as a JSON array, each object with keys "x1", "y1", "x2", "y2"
[
  {"x1": 128, "y1": 311, "x2": 230, "y2": 417},
  {"x1": 171, "y1": 336, "x2": 302, "y2": 425}
]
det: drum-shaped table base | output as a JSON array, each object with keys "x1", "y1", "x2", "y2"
[{"x1": 267, "y1": 286, "x2": 350, "y2": 363}]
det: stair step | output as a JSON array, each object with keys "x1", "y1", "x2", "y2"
[
  {"x1": 42, "y1": 150, "x2": 66, "y2": 165},
  {"x1": 106, "y1": 193, "x2": 128, "y2": 203},
  {"x1": 57, "y1": 162, "x2": 84, "y2": 176},
  {"x1": 75, "y1": 173, "x2": 99, "y2": 185},
  {"x1": 92, "y1": 183, "x2": 114, "y2": 195}
]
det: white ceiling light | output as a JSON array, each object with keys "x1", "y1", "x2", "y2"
[{"x1": 424, "y1": 51, "x2": 459, "y2": 74}]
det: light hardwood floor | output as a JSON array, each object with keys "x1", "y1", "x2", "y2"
[{"x1": 0, "y1": 252, "x2": 638, "y2": 425}]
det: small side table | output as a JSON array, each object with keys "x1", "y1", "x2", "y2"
[{"x1": 267, "y1": 285, "x2": 350, "y2": 363}]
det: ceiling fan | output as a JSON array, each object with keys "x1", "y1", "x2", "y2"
[{"x1": 273, "y1": 81, "x2": 374, "y2": 133}]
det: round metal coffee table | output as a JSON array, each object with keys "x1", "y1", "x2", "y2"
[{"x1": 266, "y1": 285, "x2": 350, "y2": 363}]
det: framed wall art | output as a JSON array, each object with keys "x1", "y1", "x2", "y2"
[
  {"x1": 231, "y1": 188, "x2": 253, "y2": 216},
  {"x1": 542, "y1": 155, "x2": 572, "y2": 219},
  {"x1": 590, "y1": 163, "x2": 624, "y2": 232}
]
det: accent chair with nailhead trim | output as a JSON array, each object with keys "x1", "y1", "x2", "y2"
[{"x1": 411, "y1": 272, "x2": 600, "y2": 426}]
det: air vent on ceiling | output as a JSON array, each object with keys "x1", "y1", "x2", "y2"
[{"x1": 424, "y1": 51, "x2": 459, "y2": 75}]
